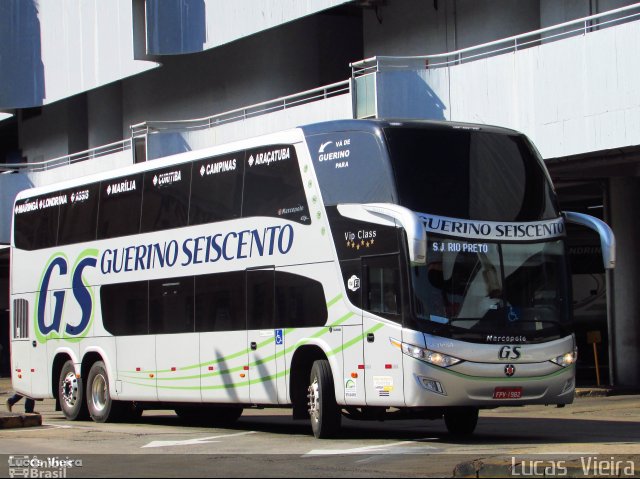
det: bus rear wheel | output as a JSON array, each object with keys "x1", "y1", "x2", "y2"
[
  {"x1": 443, "y1": 407, "x2": 479, "y2": 436},
  {"x1": 308, "y1": 359, "x2": 341, "y2": 438},
  {"x1": 87, "y1": 361, "x2": 123, "y2": 423},
  {"x1": 59, "y1": 360, "x2": 88, "y2": 420}
]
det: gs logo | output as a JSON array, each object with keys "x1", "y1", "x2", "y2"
[
  {"x1": 36, "y1": 249, "x2": 98, "y2": 341},
  {"x1": 499, "y1": 345, "x2": 522, "y2": 360}
]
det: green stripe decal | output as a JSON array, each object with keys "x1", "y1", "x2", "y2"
[
  {"x1": 326, "y1": 294, "x2": 343, "y2": 309},
  {"x1": 119, "y1": 294, "x2": 350, "y2": 379},
  {"x1": 124, "y1": 314, "x2": 357, "y2": 382},
  {"x1": 122, "y1": 294, "x2": 344, "y2": 379},
  {"x1": 327, "y1": 323, "x2": 383, "y2": 358},
  {"x1": 120, "y1": 315, "x2": 369, "y2": 390}
]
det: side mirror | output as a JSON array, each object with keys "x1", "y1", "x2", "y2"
[{"x1": 563, "y1": 211, "x2": 616, "y2": 270}]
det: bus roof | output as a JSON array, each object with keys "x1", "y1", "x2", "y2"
[
  {"x1": 13, "y1": 126, "x2": 305, "y2": 202},
  {"x1": 300, "y1": 118, "x2": 523, "y2": 137},
  {"x1": 14, "y1": 119, "x2": 524, "y2": 203}
]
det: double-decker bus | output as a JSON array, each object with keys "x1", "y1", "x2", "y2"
[{"x1": 9, "y1": 120, "x2": 614, "y2": 438}]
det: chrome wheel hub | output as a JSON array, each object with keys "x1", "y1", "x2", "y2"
[
  {"x1": 62, "y1": 372, "x2": 79, "y2": 408},
  {"x1": 307, "y1": 378, "x2": 320, "y2": 421},
  {"x1": 91, "y1": 373, "x2": 108, "y2": 413}
]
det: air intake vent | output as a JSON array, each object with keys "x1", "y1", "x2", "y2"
[{"x1": 13, "y1": 299, "x2": 28, "y2": 339}]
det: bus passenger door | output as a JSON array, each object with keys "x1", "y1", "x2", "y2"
[
  {"x1": 27, "y1": 289, "x2": 65, "y2": 398},
  {"x1": 361, "y1": 255, "x2": 406, "y2": 407},
  {"x1": 33, "y1": 291, "x2": 55, "y2": 398},
  {"x1": 339, "y1": 259, "x2": 367, "y2": 406},
  {"x1": 246, "y1": 268, "x2": 279, "y2": 405}
]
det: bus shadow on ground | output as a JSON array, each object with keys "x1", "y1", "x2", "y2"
[{"x1": 133, "y1": 412, "x2": 640, "y2": 445}]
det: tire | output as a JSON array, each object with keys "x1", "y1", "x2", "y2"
[
  {"x1": 308, "y1": 359, "x2": 341, "y2": 438},
  {"x1": 176, "y1": 406, "x2": 243, "y2": 426},
  {"x1": 444, "y1": 407, "x2": 479, "y2": 436},
  {"x1": 86, "y1": 361, "x2": 123, "y2": 423},
  {"x1": 58, "y1": 360, "x2": 88, "y2": 420}
]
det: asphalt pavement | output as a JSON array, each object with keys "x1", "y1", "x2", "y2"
[{"x1": 1, "y1": 377, "x2": 638, "y2": 477}]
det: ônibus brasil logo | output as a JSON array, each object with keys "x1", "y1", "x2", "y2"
[{"x1": 35, "y1": 249, "x2": 98, "y2": 343}]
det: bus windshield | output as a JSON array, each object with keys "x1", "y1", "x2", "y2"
[
  {"x1": 384, "y1": 125, "x2": 559, "y2": 222},
  {"x1": 412, "y1": 237, "x2": 571, "y2": 343}
]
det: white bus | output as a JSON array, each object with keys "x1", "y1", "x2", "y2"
[{"x1": 10, "y1": 120, "x2": 615, "y2": 438}]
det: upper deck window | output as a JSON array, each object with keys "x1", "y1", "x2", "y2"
[
  {"x1": 384, "y1": 127, "x2": 558, "y2": 222},
  {"x1": 141, "y1": 164, "x2": 192, "y2": 233},
  {"x1": 58, "y1": 184, "x2": 99, "y2": 245},
  {"x1": 306, "y1": 131, "x2": 396, "y2": 206},
  {"x1": 190, "y1": 152, "x2": 243, "y2": 225},
  {"x1": 13, "y1": 193, "x2": 61, "y2": 250},
  {"x1": 97, "y1": 174, "x2": 143, "y2": 240},
  {"x1": 242, "y1": 145, "x2": 310, "y2": 224}
]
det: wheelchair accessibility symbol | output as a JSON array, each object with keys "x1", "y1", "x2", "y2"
[{"x1": 275, "y1": 329, "x2": 284, "y2": 346}]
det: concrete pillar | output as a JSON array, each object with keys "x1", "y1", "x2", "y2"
[
  {"x1": 88, "y1": 83, "x2": 123, "y2": 148},
  {"x1": 609, "y1": 177, "x2": 640, "y2": 387}
]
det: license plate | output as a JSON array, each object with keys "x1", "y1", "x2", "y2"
[{"x1": 493, "y1": 387, "x2": 522, "y2": 399}]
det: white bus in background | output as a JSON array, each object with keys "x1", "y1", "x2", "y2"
[{"x1": 10, "y1": 120, "x2": 615, "y2": 438}]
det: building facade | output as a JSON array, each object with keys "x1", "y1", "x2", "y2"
[{"x1": 0, "y1": 0, "x2": 638, "y2": 387}]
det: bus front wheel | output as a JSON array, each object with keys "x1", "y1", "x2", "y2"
[
  {"x1": 308, "y1": 359, "x2": 341, "y2": 438},
  {"x1": 59, "y1": 360, "x2": 88, "y2": 420},
  {"x1": 443, "y1": 407, "x2": 479, "y2": 436}
]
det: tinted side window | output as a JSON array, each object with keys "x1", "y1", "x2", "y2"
[
  {"x1": 97, "y1": 174, "x2": 143, "y2": 240},
  {"x1": 190, "y1": 152, "x2": 243, "y2": 225},
  {"x1": 141, "y1": 164, "x2": 191, "y2": 233},
  {"x1": 149, "y1": 276, "x2": 194, "y2": 334},
  {"x1": 13, "y1": 193, "x2": 62, "y2": 250},
  {"x1": 364, "y1": 255, "x2": 402, "y2": 323},
  {"x1": 246, "y1": 269, "x2": 274, "y2": 330},
  {"x1": 101, "y1": 281, "x2": 148, "y2": 336},
  {"x1": 58, "y1": 184, "x2": 99, "y2": 245},
  {"x1": 275, "y1": 272, "x2": 327, "y2": 328},
  {"x1": 243, "y1": 145, "x2": 310, "y2": 224},
  {"x1": 195, "y1": 272, "x2": 245, "y2": 332}
]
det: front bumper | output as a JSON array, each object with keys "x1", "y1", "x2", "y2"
[{"x1": 404, "y1": 358, "x2": 575, "y2": 408}]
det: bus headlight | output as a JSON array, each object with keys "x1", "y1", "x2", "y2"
[
  {"x1": 551, "y1": 350, "x2": 577, "y2": 367},
  {"x1": 401, "y1": 343, "x2": 462, "y2": 368}
]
